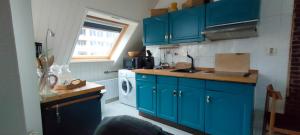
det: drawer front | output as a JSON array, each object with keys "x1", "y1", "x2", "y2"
[
  {"x1": 179, "y1": 78, "x2": 205, "y2": 89},
  {"x1": 136, "y1": 74, "x2": 156, "y2": 83},
  {"x1": 157, "y1": 76, "x2": 177, "y2": 85},
  {"x1": 206, "y1": 81, "x2": 254, "y2": 94}
]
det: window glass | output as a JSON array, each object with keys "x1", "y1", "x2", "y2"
[{"x1": 72, "y1": 22, "x2": 122, "y2": 58}]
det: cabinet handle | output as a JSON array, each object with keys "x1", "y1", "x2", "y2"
[
  {"x1": 165, "y1": 34, "x2": 168, "y2": 40},
  {"x1": 178, "y1": 91, "x2": 182, "y2": 97},
  {"x1": 170, "y1": 34, "x2": 172, "y2": 39},
  {"x1": 142, "y1": 75, "x2": 146, "y2": 78},
  {"x1": 206, "y1": 96, "x2": 211, "y2": 103},
  {"x1": 56, "y1": 105, "x2": 61, "y2": 124},
  {"x1": 212, "y1": 0, "x2": 221, "y2": 2},
  {"x1": 153, "y1": 90, "x2": 156, "y2": 94},
  {"x1": 173, "y1": 90, "x2": 177, "y2": 96}
]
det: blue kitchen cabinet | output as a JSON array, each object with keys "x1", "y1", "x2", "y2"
[
  {"x1": 178, "y1": 78, "x2": 205, "y2": 131},
  {"x1": 205, "y1": 81, "x2": 254, "y2": 135},
  {"x1": 206, "y1": 0, "x2": 260, "y2": 27},
  {"x1": 136, "y1": 74, "x2": 256, "y2": 135},
  {"x1": 136, "y1": 74, "x2": 157, "y2": 116},
  {"x1": 143, "y1": 14, "x2": 169, "y2": 45},
  {"x1": 169, "y1": 5, "x2": 205, "y2": 43},
  {"x1": 157, "y1": 76, "x2": 178, "y2": 122}
]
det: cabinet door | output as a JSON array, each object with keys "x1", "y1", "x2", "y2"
[
  {"x1": 169, "y1": 5, "x2": 205, "y2": 43},
  {"x1": 206, "y1": 0, "x2": 260, "y2": 27},
  {"x1": 143, "y1": 14, "x2": 169, "y2": 45},
  {"x1": 157, "y1": 84, "x2": 177, "y2": 122},
  {"x1": 136, "y1": 81, "x2": 157, "y2": 116},
  {"x1": 205, "y1": 91, "x2": 252, "y2": 135},
  {"x1": 41, "y1": 93, "x2": 102, "y2": 135},
  {"x1": 178, "y1": 86, "x2": 205, "y2": 131}
]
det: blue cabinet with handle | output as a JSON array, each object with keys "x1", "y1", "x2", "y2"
[
  {"x1": 143, "y1": 5, "x2": 205, "y2": 45},
  {"x1": 205, "y1": 81, "x2": 254, "y2": 135},
  {"x1": 206, "y1": 0, "x2": 260, "y2": 27},
  {"x1": 178, "y1": 78, "x2": 205, "y2": 131},
  {"x1": 143, "y1": 14, "x2": 169, "y2": 45},
  {"x1": 136, "y1": 74, "x2": 255, "y2": 134},
  {"x1": 157, "y1": 76, "x2": 178, "y2": 122},
  {"x1": 169, "y1": 5, "x2": 205, "y2": 43},
  {"x1": 136, "y1": 74, "x2": 157, "y2": 116},
  {"x1": 143, "y1": 0, "x2": 260, "y2": 45}
]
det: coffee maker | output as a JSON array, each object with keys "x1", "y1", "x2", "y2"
[{"x1": 143, "y1": 50, "x2": 154, "y2": 69}]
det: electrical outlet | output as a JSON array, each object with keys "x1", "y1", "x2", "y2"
[{"x1": 267, "y1": 47, "x2": 277, "y2": 56}]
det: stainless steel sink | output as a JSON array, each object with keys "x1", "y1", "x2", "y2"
[
  {"x1": 171, "y1": 68, "x2": 200, "y2": 73},
  {"x1": 201, "y1": 70, "x2": 215, "y2": 74}
]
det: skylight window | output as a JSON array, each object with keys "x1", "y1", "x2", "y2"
[{"x1": 72, "y1": 15, "x2": 128, "y2": 60}]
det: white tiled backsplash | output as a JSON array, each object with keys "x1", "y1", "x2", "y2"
[{"x1": 147, "y1": 0, "x2": 294, "y2": 113}]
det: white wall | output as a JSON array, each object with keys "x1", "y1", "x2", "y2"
[
  {"x1": 9, "y1": 0, "x2": 43, "y2": 133},
  {"x1": 0, "y1": 1, "x2": 27, "y2": 134},
  {"x1": 70, "y1": 61, "x2": 122, "y2": 81},
  {"x1": 0, "y1": 0, "x2": 42, "y2": 134},
  {"x1": 31, "y1": 0, "x2": 158, "y2": 81},
  {"x1": 148, "y1": 0, "x2": 294, "y2": 112}
]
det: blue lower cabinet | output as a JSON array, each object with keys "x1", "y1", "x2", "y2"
[
  {"x1": 137, "y1": 81, "x2": 157, "y2": 116},
  {"x1": 205, "y1": 90, "x2": 253, "y2": 135},
  {"x1": 136, "y1": 74, "x2": 255, "y2": 135},
  {"x1": 178, "y1": 85, "x2": 205, "y2": 131},
  {"x1": 157, "y1": 84, "x2": 178, "y2": 122},
  {"x1": 157, "y1": 76, "x2": 178, "y2": 122}
]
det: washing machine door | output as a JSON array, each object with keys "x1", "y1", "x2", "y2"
[{"x1": 121, "y1": 78, "x2": 132, "y2": 96}]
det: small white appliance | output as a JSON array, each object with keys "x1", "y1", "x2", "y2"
[{"x1": 118, "y1": 69, "x2": 136, "y2": 107}]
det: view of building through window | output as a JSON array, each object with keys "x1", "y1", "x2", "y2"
[{"x1": 72, "y1": 21, "x2": 122, "y2": 59}]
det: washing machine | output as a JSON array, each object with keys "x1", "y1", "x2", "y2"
[{"x1": 118, "y1": 69, "x2": 136, "y2": 107}]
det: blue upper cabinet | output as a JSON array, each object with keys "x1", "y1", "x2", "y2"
[
  {"x1": 206, "y1": 0, "x2": 260, "y2": 27},
  {"x1": 143, "y1": 14, "x2": 169, "y2": 45},
  {"x1": 178, "y1": 78, "x2": 205, "y2": 131},
  {"x1": 169, "y1": 5, "x2": 205, "y2": 43},
  {"x1": 156, "y1": 76, "x2": 178, "y2": 122},
  {"x1": 136, "y1": 74, "x2": 157, "y2": 116},
  {"x1": 205, "y1": 81, "x2": 254, "y2": 135}
]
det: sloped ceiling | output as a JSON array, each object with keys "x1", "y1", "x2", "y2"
[{"x1": 31, "y1": 0, "x2": 158, "y2": 64}]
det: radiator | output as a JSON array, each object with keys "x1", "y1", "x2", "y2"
[{"x1": 94, "y1": 78, "x2": 119, "y2": 103}]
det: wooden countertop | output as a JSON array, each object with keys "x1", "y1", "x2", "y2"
[
  {"x1": 133, "y1": 68, "x2": 258, "y2": 84},
  {"x1": 41, "y1": 82, "x2": 105, "y2": 103}
]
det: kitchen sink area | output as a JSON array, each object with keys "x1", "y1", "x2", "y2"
[
  {"x1": 171, "y1": 68, "x2": 215, "y2": 74},
  {"x1": 171, "y1": 68, "x2": 200, "y2": 73}
]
